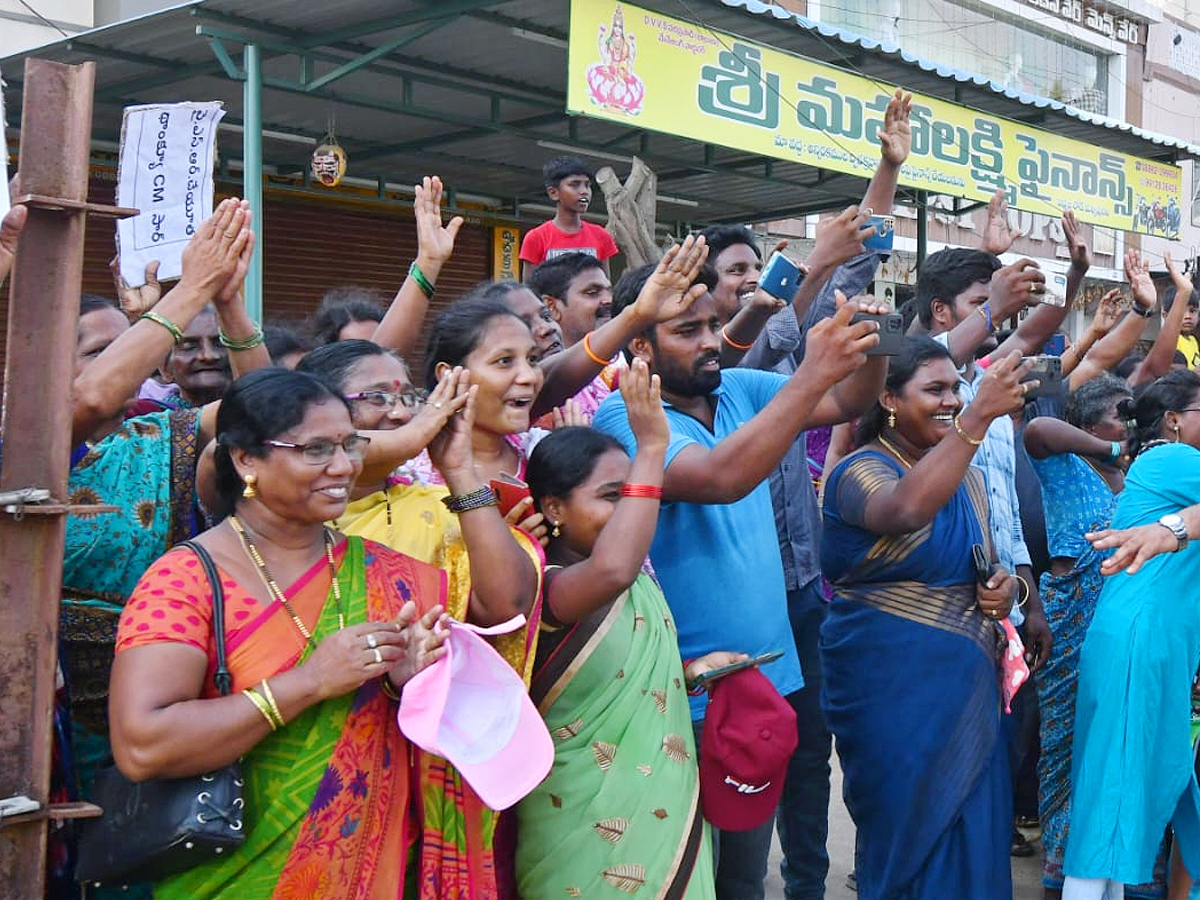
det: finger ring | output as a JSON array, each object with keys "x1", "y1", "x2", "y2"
[
  {"x1": 366, "y1": 633, "x2": 378, "y2": 650},
  {"x1": 433, "y1": 402, "x2": 443, "y2": 409},
  {"x1": 224, "y1": 230, "x2": 238, "y2": 239},
  {"x1": 1020, "y1": 383, "x2": 1028, "y2": 395},
  {"x1": 372, "y1": 647, "x2": 383, "y2": 665}
]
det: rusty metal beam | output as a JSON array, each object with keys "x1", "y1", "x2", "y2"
[{"x1": 0, "y1": 58, "x2": 95, "y2": 897}]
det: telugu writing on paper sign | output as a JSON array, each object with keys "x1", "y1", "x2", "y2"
[{"x1": 116, "y1": 101, "x2": 225, "y2": 286}]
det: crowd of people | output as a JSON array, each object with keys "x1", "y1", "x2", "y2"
[{"x1": 8, "y1": 85, "x2": 1200, "y2": 900}]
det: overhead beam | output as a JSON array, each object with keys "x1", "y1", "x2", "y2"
[{"x1": 302, "y1": 19, "x2": 451, "y2": 92}]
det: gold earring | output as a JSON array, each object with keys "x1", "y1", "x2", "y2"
[
  {"x1": 242, "y1": 474, "x2": 258, "y2": 499},
  {"x1": 1174, "y1": 424, "x2": 1182, "y2": 442},
  {"x1": 886, "y1": 408, "x2": 896, "y2": 429},
  {"x1": 551, "y1": 522, "x2": 561, "y2": 538}
]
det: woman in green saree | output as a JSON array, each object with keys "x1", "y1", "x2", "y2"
[
  {"x1": 109, "y1": 369, "x2": 455, "y2": 899},
  {"x1": 519, "y1": 361, "x2": 743, "y2": 900}
]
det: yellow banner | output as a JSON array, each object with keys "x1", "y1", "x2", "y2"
[
  {"x1": 567, "y1": 0, "x2": 1182, "y2": 237},
  {"x1": 492, "y1": 225, "x2": 520, "y2": 281}
]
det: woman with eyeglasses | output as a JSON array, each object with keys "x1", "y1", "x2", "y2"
[
  {"x1": 107, "y1": 368, "x2": 457, "y2": 899},
  {"x1": 296, "y1": 340, "x2": 544, "y2": 897}
]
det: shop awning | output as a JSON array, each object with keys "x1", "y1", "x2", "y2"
[{"x1": 2, "y1": 0, "x2": 1195, "y2": 228}]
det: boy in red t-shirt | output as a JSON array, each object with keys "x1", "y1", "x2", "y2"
[{"x1": 519, "y1": 155, "x2": 619, "y2": 279}]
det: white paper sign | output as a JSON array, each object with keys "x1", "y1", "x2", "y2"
[
  {"x1": 116, "y1": 101, "x2": 225, "y2": 286},
  {"x1": 0, "y1": 68, "x2": 10, "y2": 222}
]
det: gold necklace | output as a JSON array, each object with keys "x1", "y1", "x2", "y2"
[
  {"x1": 228, "y1": 515, "x2": 345, "y2": 647},
  {"x1": 876, "y1": 434, "x2": 915, "y2": 470}
]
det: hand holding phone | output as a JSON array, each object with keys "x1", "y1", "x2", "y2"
[
  {"x1": 688, "y1": 650, "x2": 785, "y2": 689},
  {"x1": 489, "y1": 473, "x2": 531, "y2": 517},
  {"x1": 758, "y1": 252, "x2": 804, "y2": 301}
]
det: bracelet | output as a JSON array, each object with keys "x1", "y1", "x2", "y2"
[
  {"x1": 1109, "y1": 440, "x2": 1122, "y2": 462},
  {"x1": 219, "y1": 328, "x2": 266, "y2": 351},
  {"x1": 581, "y1": 331, "x2": 610, "y2": 367},
  {"x1": 258, "y1": 679, "x2": 286, "y2": 729},
  {"x1": 976, "y1": 302, "x2": 994, "y2": 333},
  {"x1": 379, "y1": 676, "x2": 402, "y2": 702},
  {"x1": 140, "y1": 310, "x2": 184, "y2": 344},
  {"x1": 720, "y1": 326, "x2": 755, "y2": 351},
  {"x1": 621, "y1": 483, "x2": 664, "y2": 500},
  {"x1": 408, "y1": 261, "x2": 435, "y2": 300},
  {"x1": 441, "y1": 486, "x2": 500, "y2": 514},
  {"x1": 953, "y1": 414, "x2": 984, "y2": 447},
  {"x1": 1131, "y1": 303, "x2": 1154, "y2": 318},
  {"x1": 242, "y1": 688, "x2": 279, "y2": 732},
  {"x1": 1014, "y1": 574, "x2": 1031, "y2": 610}
]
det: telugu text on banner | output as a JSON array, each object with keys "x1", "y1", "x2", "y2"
[
  {"x1": 117, "y1": 101, "x2": 225, "y2": 286},
  {"x1": 567, "y1": 0, "x2": 1182, "y2": 237}
]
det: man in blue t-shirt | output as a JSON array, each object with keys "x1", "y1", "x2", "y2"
[{"x1": 593, "y1": 264, "x2": 886, "y2": 900}]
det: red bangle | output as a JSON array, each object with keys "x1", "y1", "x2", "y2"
[
  {"x1": 582, "y1": 331, "x2": 609, "y2": 367},
  {"x1": 720, "y1": 326, "x2": 754, "y2": 351},
  {"x1": 621, "y1": 483, "x2": 663, "y2": 499}
]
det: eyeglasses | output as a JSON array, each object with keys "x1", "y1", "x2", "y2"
[
  {"x1": 1178, "y1": 408, "x2": 1200, "y2": 414},
  {"x1": 263, "y1": 434, "x2": 371, "y2": 464},
  {"x1": 343, "y1": 387, "x2": 427, "y2": 409}
]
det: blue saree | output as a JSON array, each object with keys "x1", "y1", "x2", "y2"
[{"x1": 820, "y1": 449, "x2": 1011, "y2": 900}]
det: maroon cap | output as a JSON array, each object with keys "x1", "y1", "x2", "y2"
[{"x1": 699, "y1": 667, "x2": 798, "y2": 832}]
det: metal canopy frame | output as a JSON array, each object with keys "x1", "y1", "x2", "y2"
[{"x1": 1, "y1": 0, "x2": 1194, "y2": 313}]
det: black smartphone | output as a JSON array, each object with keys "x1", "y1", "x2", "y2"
[
  {"x1": 971, "y1": 543, "x2": 994, "y2": 585},
  {"x1": 690, "y1": 650, "x2": 785, "y2": 689},
  {"x1": 851, "y1": 312, "x2": 905, "y2": 356},
  {"x1": 1020, "y1": 355, "x2": 1064, "y2": 401}
]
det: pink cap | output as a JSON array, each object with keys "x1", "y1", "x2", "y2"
[{"x1": 397, "y1": 615, "x2": 553, "y2": 810}]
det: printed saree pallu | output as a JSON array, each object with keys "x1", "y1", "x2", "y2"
[{"x1": 517, "y1": 573, "x2": 714, "y2": 900}]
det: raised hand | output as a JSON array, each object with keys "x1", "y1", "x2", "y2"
[
  {"x1": 982, "y1": 189, "x2": 1023, "y2": 256},
  {"x1": 621, "y1": 358, "x2": 668, "y2": 452},
  {"x1": 988, "y1": 258, "x2": 1045, "y2": 320},
  {"x1": 551, "y1": 397, "x2": 591, "y2": 429},
  {"x1": 879, "y1": 89, "x2": 913, "y2": 167},
  {"x1": 1062, "y1": 210, "x2": 1090, "y2": 272},
  {"x1": 629, "y1": 233, "x2": 710, "y2": 324},
  {"x1": 807, "y1": 205, "x2": 873, "y2": 272},
  {"x1": 504, "y1": 495, "x2": 548, "y2": 546},
  {"x1": 414, "y1": 175, "x2": 463, "y2": 269},
  {"x1": 1164, "y1": 249, "x2": 1195, "y2": 300},
  {"x1": 0, "y1": 204, "x2": 27, "y2": 288},
  {"x1": 179, "y1": 198, "x2": 253, "y2": 298},
  {"x1": 972, "y1": 350, "x2": 1033, "y2": 421},
  {"x1": 798, "y1": 293, "x2": 880, "y2": 390},
  {"x1": 425, "y1": 373, "x2": 478, "y2": 479},
  {"x1": 1124, "y1": 249, "x2": 1156, "y2": 314},
  {"x1": 111, "y1": 257, "x2": 162, "y2": 318},
  {"x1": 1092, "y1": 288, "x2": 1123, "y2": 334}
]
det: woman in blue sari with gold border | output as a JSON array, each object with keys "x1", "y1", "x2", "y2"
[{"x1": 820, "y1": 338, "x2": 1028, "y2": 900}]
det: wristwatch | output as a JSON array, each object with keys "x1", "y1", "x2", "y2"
[{"x1": 1157, "y1": 513, "x2": 1189, "y2": 551}]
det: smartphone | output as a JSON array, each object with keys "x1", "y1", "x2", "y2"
[
  {"x1": 1042, "y1": 334, "x2": 1067, "y2": 357},
  {"x1": 862, "y1": 215, "x2": 895, "y2": 253},
  {"x1": 1039, "y1": 271, "x2": 1069, "y2": 308},
  {"x1": 758, "y1": 252, "x2": 804, "y2": 301},
  {"x1": 971, "y1": 543, "x2": 994, "y2": 585},
  {"x1": 489, "y1": 473, "x2": 531, "y2": 518},
  {"x1": 851, "y1": 312, "x2": 904, "y2": 356},
  {"x1": 1020, "y1": 355, "x2": 1064, "y2": 401},
  {"x1": 690, "y1": 650, "x2": 785, "y2": 689}
]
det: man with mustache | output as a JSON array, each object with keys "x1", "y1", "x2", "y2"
[{"x1": 593, "y1": 264, "x2": 887, "y2": 900}]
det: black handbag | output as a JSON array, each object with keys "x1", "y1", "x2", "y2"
[{"x1": 75, "y1": 540, "x2": 246, "y2": 885}]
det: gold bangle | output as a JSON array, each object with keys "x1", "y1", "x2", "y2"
[
  {"x1": 581, "y1": 331, "x2": 609, "y2": 367},
  {"x1": 953, "y1": 414, "x2": 984, "y2": 447},
  {"x1": 259, "y1": 678, "x2": 286, "y2": 729},
  {"x1": 721, "y1": 326, "x2": 755, "y2": 351},
  {"x1": 242, "y1": 688, "x2": 278, "y2": 732},
  {"x1": 1014, "y1": 575, "x2": 1031, "y2": 610},
  {"x1": 379, "y1": 676, "x2": 402, "y2": 702}
]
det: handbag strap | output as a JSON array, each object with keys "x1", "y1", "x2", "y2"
[{"x1": 178, "y1": 540, "x2": 231, "y2": 697}]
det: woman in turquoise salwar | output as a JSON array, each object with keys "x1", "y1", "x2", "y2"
[
  {"x1": 820, "y1": 337, "x2": 1027, "y2": 900},
  {"x1": 518, "y1": 361, "x2": 741, "y2": 900},
  {"x1": 1063, "y1": 371, "x2": 1200, "y2": 900}
]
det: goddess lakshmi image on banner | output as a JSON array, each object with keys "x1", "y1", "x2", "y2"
[{"x1": 586, "y1": 5, "x2": 645, "y2": 115}]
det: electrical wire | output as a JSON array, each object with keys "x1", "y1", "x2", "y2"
[{"x1": 15, "y1": 0, "x2": 69, "y2": 38}]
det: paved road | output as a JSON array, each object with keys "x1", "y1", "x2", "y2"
[{"x1": 762, "y1": 753, "x2": 1044, "y2": 899}]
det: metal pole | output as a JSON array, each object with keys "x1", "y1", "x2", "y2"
[
  {"x1": 0, "y1": 58, "x2": 95, "y2": 896},
  {"x1": 916, "y1": 191, "x2": 929, "y2": 270},
  {"x1": 243, "y1": 43, "x2": 263, "y2": 324}
]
